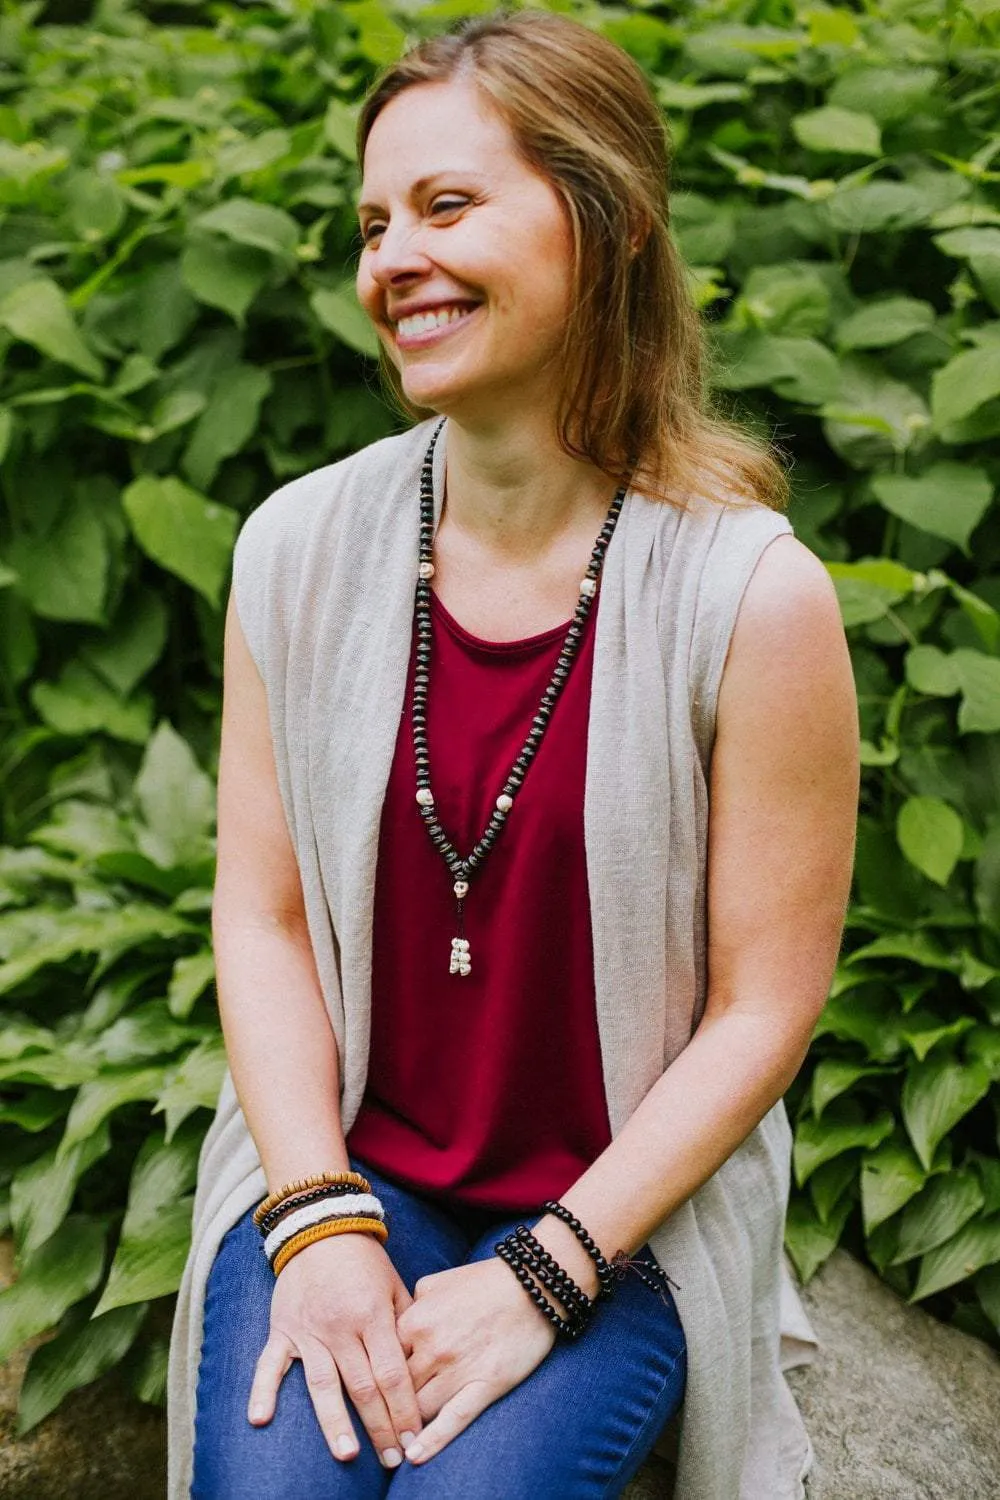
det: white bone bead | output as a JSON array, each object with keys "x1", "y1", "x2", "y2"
[
  {"x1": 418, "y1": 562, "x2": 435, "y2": 580},
  {"x1": 496, "y1": 794, "x2": 513, "y2": 813},
  {"x1": 416, "y1": 788, "x2": 434, "y2": 807},
  {"x1": 454, "y1": 880, "x2": 469, "y2": 898},
  {"x1": 580, "y1": 577, "x2": 597, "y2": 598}
]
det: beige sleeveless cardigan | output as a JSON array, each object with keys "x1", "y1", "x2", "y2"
[{"x1": 167, "y1": 418, "x2": 817, "y2": 1498}]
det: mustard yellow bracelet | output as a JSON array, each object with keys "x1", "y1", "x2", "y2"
[
  {"x1": 253, "y1": 1171, "x2": 372, "y2": 1228},
  {"x1": 272, "y1": 1216, "x2": 389, "y2": 1276}
]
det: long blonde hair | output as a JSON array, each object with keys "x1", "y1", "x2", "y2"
[{"x1": 357, "y1": 9, "x2": 786, "y2": 510}]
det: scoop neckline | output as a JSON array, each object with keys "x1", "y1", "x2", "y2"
[{"x1": 429, "y1": 589, "x2": 574, "y2": 656}]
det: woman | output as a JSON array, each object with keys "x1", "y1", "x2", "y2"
[{"x1": 168, "y1": 11, "x2": 858, "y2": 1499}]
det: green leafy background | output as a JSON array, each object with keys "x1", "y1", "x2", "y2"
[{"x1": 1, "y1": 0, "x2": 999, "y2": 1431}]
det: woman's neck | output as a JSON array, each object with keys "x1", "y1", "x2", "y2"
[{"x1": 439, "y1": 411, "x2": 616, "y2": 561}]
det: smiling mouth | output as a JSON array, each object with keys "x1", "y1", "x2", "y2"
[{"x1": 394, "y1": 304, "x2": 480, "y2": 341}]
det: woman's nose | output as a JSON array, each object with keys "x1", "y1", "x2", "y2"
[{"x1": 368, "y1": 219, "x2": 431, "y2": 288}]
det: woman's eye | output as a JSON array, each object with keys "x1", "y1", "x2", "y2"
[
  {"x1": 361, "y1": 221, "x2": 386, "y2": 245},
  {"x1": 430, "y1": 196, "x2": 469, "y2": 216}
]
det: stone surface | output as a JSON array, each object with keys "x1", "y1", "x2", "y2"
[{"x1": 788, "y1": 1249, "x2": 1000, "y2": 1500}]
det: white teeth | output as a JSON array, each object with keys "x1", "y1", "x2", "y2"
[{"x1": 396, "y1": 305, "x2": 473, "y2": 338}]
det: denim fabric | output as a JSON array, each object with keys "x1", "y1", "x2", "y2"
[{"x1": 192, "y1": 1157, "x2": 686, "y2": 1500}]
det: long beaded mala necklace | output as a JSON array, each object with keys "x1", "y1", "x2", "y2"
[{"x1": 411, "y1": 420, "x2": 627, "y2": 977}]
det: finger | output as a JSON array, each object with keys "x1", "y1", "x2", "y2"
[
  {"x1": 335, "y1": 1343, "x2": 407, "y2": 1468},
  {"x1": 297, "y1": 1337, "x2": 361, "y2": 1463},
  {"x1": 405, "y1": 1381, "x2": 494, "y2": 1465},
  {"x1": 248, "y1": 1332, "x2": 294, "y2": 1424},
  {"x1": 362, "y1": 1326, "x2": 423, "y2": 1450}
]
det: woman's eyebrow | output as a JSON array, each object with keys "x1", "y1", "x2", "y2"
[{"x1": 356, "y1": 170, "x2": 487, "y2": 216}]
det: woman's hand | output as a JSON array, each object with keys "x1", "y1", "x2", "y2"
[
  {"x1": 396, "y1": 1257, "x2": 557, "y2": 1464},
  {"x1": 248, "y1": 1232, "x2": 423, "y2": 1469}
]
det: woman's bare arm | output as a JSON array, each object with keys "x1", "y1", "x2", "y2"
[
  {"x1": 529, "y1": 532, "x2": 860, "y2": 1286},
  {"x1": 213, "y1": 592, "x2": 349, "y2": 1185},
  {"x1": 214, "y1": 591, "x2": 422, "y2": 1466}
]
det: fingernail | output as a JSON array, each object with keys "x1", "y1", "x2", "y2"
[
  {"x1": 382, "y1": 1447, "x2": 402, "y2": 1468},
  {"x1": 336, "y1": 1435, "x2": 358, "y2": 1458},
  {"x1": 248, "y1": 1405, "x2": 264, "y2": 1423},
  {"x1": 406, "y1": 1441, "x2": 425, "y2": 1461},
  {"x1": 400, "y1": 1431, "x2": 417, "y2": 1452}
]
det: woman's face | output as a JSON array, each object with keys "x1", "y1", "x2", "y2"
[{"x1": 356, "y1": 79, "x2": 575, "y2": 422}]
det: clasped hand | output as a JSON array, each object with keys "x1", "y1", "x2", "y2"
[
  {"x1": 250, "y1": 1235, "x2": 556, "y2": 1469},
  {"x1": 397, "y1": 1257, "x2": 556, "y2": 1463}
]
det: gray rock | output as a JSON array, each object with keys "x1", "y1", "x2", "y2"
[{"x1": 788, "y1": 1249, "x2": 1000, "y2": 1500}]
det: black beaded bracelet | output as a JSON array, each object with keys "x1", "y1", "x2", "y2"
[
  {"x1": 257, "y1": 1181, "x2": 369, "y2": 1237},
  {"x1": 495, "y1": 1239, "x2": 589, "y2": 1340},
  {"x1": 512, "y1": 1226, "x2": 593, "y2": 1314},
  {"x1": 541, "y1": 1200, "x2": 614, "y2": 1300}
]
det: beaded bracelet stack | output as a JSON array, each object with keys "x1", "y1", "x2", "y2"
[
  {"x1": 493, "y1": 1200, "x2": 614, "y2": 1341},
  {"x1": 253, "y1": 1171, "x2": 388, "y2": 1276}
]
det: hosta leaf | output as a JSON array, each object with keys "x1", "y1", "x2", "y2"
[
  {"x1": 837, "y1": 297, "x2": 936, "y2": 350},
  {"x1": 0, "y1": 277, "x2": 102, "y2": 379},
  {"x1": 59, "y1": 1065, "x2": 166, "y2": 1156},
  {"x1": 870, "y1": 464, "x2": 992, "y2": 554},
  {"x1": 967, "y1": 1027, "x2": 1000, "y2": 1081},
  {"x1": 66, "y1": 171, "x2": 125, "y2": 243},
  {"x1": 811, "y1": 1058, "x2": 892, "y2": 1118},
  {"x1": 216, "y1": 129, "x2": 291, "y2": 181},
  {"x1": 827, "y1": 558, "x2": 914, "y2": 628},
  {"x1": 793, "y1": 1106, "x2": 894, "y2": 1186},
  {"x1": 0, "y1": 905, "x2": 191, "y2": 996},
  {"x1": 808, "y1": 1153, "x2": 859, "y2": 1225},
  {"x1": 821, "y1": 357, "x2": 929, "y2": 466},
  {"x1": 10, "y1": 1123, "x2": 111, "y2": 1259},
  {"x1": 324, "y1": 99, "x2": 359, "y2": 160},
  {"x1": 194, "y1": 198, "x2": 299, "y2": 261},
  {"x1": 896, "y1": 797, "x2": 964, "y2": 887},
  {"x1": 935, "y1": 227, "x2": 1000, "y2": 261},
  {"x1": 825, "y1": 181, "x2": 929, "y2": 235},
  {"x1": 87, "y1": 1001, "x2": 196, "y2": 1065},
  {"x1": 182, "y1": 363, "x2": 272, "y2": 491},
  {"x1": 167, "y1": 949, "x2": 215, "y2": 1019},
  {"x1": 711, "y1": 330, "x2": 840, "y2": 404},
  {"x1": 154, "y1": 1034, "x2": 227, "y2": 1139},
  {"x1": 900, "y1": 1013, "x2": 975, "y2": 1062},
  {"x1": 911, "y1": 1213, "x2": 1000, "y2": 1300},
  {"x1": 828, "y1": 65, "x2": 939, "y2": 125},
  {"x1": 792, "y1": 106, "x2": 881, "y2": 157},
  {"x1": 311, "y1": 284, "x2": 380, "y2": 358},
  {"x1": 18, "y1": 1303, "x2": 147, "y2": 1434},
  {"x1": 134, "y1": 720, "x2": 215, "y2": 868},
  {"x1": 785, "y1": 1192, "x2": 853, "y2": 1283},
  {"x1": 891, "y1": 1170, "x2": 986, "y2": 1264},
  {"x1": 93, "y1": 1196, "x2": 193, "y2": 1314},
  {"x1": 0, "y1": 1217, "x2": 106, "y2": 1363},
  {"x1": 122, "y1": 475, "x2": 237, "y2": 607},
  {"x1": 861, "y1": 1137, "x2": 928, "y2": 1233},
  {"x1": 975, "y1": 1262, "x2": 1000, "y2": 1333},
  {"x1": 902, "y1": 1054, "x2": 992, "y2": 1171},
  {"x1": 180, "y1": 236, "x2": 272, "y2": 324}
]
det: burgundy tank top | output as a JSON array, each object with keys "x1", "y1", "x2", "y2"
[{"x1": 346, "y1": 589, "x2": 612, "y2": 1211}]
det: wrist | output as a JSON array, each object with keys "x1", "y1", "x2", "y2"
[{"x1": 529, "y1": 1216, "x2": 602, "y2": 1301}]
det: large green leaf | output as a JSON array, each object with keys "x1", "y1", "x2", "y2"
[
  {"x1": 0, "y1": 277, "x2": 102, "y2": 379},
  {"x1": 194, "y1": 198, "x2": 299, "y2": 260},
  {"x1": 911, "y1": 1214, "x2": 1000, "y2": 1301},
  {"x1": 93, "y1": 1129, "x2": 200, "y2": 1313},
  {"x1": 182, "y1": 363, "x2": 272, "y2": 491},
  {"x1": 711, "y1": 329, "x2": 840, "y2": 404},
  {"x1": 31, "y1": 661, "x2": 153, "y2": 743},
  {"x1": 792, "y1": 107, "x2": 881, "y2": 157},
  {"x1": 822, "y1": 358, "x2": 930, "y2": 467},
  {"x1": 811, "y1": 1058, "x2": 893, "y2": 1119},
  {"x1": 134, "y1": 720, "x2": 215, "y2": 868},
  {"x1": 167, "y1": 949, "x2": 215, "y2": 1019},
  {"x1": 311, "y1": 284, "x2": 380, "y2": 358},
  {"x1": 793, "y1": 1106, "x2": 894, "y2": 1187},
  {"x1": 896, "y1": 797, "x2": 964, "y2": 887},
  {"x1": 0, "y1": 1217, "x2": 106, "y2": 1363},
  {"x1": 10, "y1": 1123, "x2": 111, "y2": 1259},
  {"x1": 6, "y1": 503, "x2": 109, "y2": 624},
  {"x1": 861, "y1": 1137, "x2": 928, "y2": 1234},
  {"x1": 180, "y1": 236, "x2": 273, "y2": 324},
  {"x1": 79, "y1": 590, "x2": 169, "y2": 697},
  {"x1": 891, "y1": 1170, "x2": 986, "y2": 1264},
  {"x1": 154, "y1": 1033, "x2": 227, "y2": 1139},
  {"x1": 59, "y1": 1065, "x2": 166, "y2": 1155},
  {"x1": 785, "y1": 1192, "x2": 853, "y2": 1283},
  {"x1": 122, "y1": 475, "x2": 238, "y2": 607},
  {"x1": 931, "y1": 343, "x2": 1000, "y2": 431},
  {"x1": 870, "y1": 465, "x2": 992, "y2": 554},
  {"x1": 837, "y1": 297, "x2": 936, "y2": 351},
  {"x1": 18, "y1": 1303, "x2": 147, "y2": 1434},
  {"x1": 902, "y1": 1055, "x2": 992, "y2": 1171},
  {"x1": 827, "y1": 558, "x2": 915, "y2": 627},
  {"x1": 952, "y1": 651, "x2": 1000, "y2": 734}
]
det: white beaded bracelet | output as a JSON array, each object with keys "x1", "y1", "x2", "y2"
[{"x1": 263, "y1": 1192, "x2": 386, "y2": 1263}]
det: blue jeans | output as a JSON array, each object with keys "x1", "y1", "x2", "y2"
[{"x1": 192, "y1": 1156, "x2": 686, "y2": 1499}]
